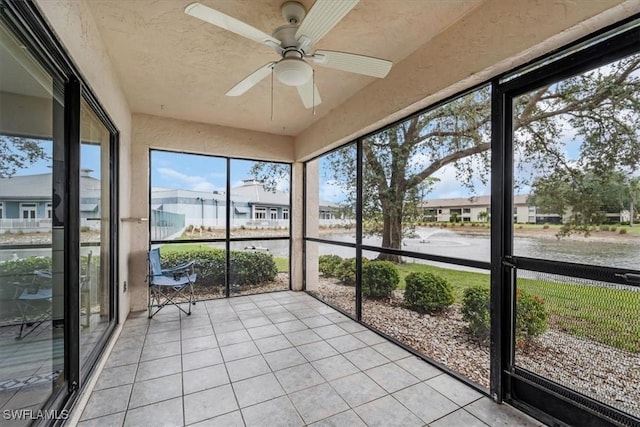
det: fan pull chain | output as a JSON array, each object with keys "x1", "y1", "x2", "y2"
[
  {"x1": 312, "y1": 69, "x2": 316, "y2": 116},
  {"x1": 270, "y1": 67, "x2": 274, "y2": 121}
]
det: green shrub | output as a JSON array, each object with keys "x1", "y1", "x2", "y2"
[
  {"x1": 610, "y1": 226, "x2": 617, "y2": 232},
  {"x1": 318, "y1": 255, "x2": 343, "y2": 277},
  {"x1": 404, "y1": 272, "x2": 454, "y2": 313},
  {"x1": 462, "y1": 286, "x2": 491, "y2": 344},
  {"x1": 515, "y1": 290, "x2": 548, "y2": 347},
  {"x1": 230, "y1": 251, "x2": 277, "y2": 286},
  {"x1": 619, "y1": 228, "x2": 628, "y2": 235},
  {"x1": 362, "y1": 261, "x2": 399, "y2": 299},
  {"x1": 0, "y1": 256, "x2": 52, "y2": 278},
  {"x1": 162, "y1": 248, "x2": 225, "y2": 285},
  {"x1": 462, "y1": 286, "x2": 548, "y2": 347},
  {"x1": 542, "y1": 223, "x2": 550, "y2": 229},
  {"x1": 335, "y1": 257, "x2": 369, "y2": 286},
  {"x1": 160, "y1": 248, "x2": 276, "y2": 287},
  {"x1": 599, "y1": 224, "x2": 610, "y2": 232}
]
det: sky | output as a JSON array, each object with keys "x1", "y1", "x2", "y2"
[
  {"x1": 150, "y1": 150, "x2": 290, "y2": 193},
  {"x1": 1, "y1": 125, "x2": 591, "y2": 205},
  {"x1": 7, "y1": 139, "x2": 103, "y2": 177}
]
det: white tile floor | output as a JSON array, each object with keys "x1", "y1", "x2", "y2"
[{"x1": 78, "y1": 291, "x2": 545, "y2": 427}]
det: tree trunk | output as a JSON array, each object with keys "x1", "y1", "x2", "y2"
[{"x1": 378, "y1": 212, "x2": 403, "y2": 263}]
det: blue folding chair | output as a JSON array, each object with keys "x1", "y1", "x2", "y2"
[
  {"x1": 147, "y1": 248, "x2": 196, "y2": 318},
  {"x1": 15, "y1": 269, "x2": 52, "y2": 340}
]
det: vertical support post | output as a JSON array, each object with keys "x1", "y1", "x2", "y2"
[
  {"x1": 303, "y1": 161, "x2": 320, "y2": 291},
  {"x1": 291, "y1": 162, "x2": 305, "y2": 291},
  {"x1": 225, "y1": 158, "x2": 231, "y2": 298},
  {"x1": 490, "y1": 79, "x2": 514, "y2": 403},
  {"x1": 65, "y1": 77, "x2": 81, "y2": 391},
  {"x1": 356, "y1": 139, "x2": 363, "y2": 321}
]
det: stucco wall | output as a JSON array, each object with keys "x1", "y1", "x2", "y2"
[
  {"x1": 129, "y1": 113, "x2": 294, "y2": 310},
  {"x1": 35, "y1": 0, "x2": 133, "y2": 323},
  {"x1": 295, "y1": 0, "x2": 640, "y2": 161}
]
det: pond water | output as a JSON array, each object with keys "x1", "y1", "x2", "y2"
[
  {"x1": 321, "y1": 227, "x2": 640, "y2": 271},
  {"x1": 2, "y1": 228, "x2": 638, "y2": 272}
]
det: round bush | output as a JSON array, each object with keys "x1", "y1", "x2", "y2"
[
  {"x1": 515, "y1": 290, "x2": 548, "y2": 347},
  {"x1": 335, "y1": 258, "x2": 357, "y2": 286},
  {"x1": 404, "y1": 272, "x2": 454, "y2": 313},
  {"x1": 462, "y1": 286, "x2": 490, "y2": 344},
  {"x1": 462, "y1": 286, "x2": 548, "y2": 347},
  {"x1": 230, "y1": 251, "x2": 277, "y2": 286},
  {"x1": 362, "y1": 261, "x2": 399, "y2": 299},
  {"x1": 319, "y1": 254, "x2": 343, "y2": 277}
]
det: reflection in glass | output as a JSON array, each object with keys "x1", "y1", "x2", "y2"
[
  {"x1": 0, "y1": 19, "x2": 64, "y2": 424},
  {"x1": 79, "y1": 100, "x2": 112, "y2": 366}
]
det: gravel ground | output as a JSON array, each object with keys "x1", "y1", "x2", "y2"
[{"x1": 309, "y1": 278, "x2": 640, "y2": 419}]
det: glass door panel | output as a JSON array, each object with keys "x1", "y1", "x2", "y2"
[
  {"x1": 79, "y1": 99, "x2": 112, "y2": 367},
  {"x1": 0, "y1": 18, "x2": 65, "y2": 424},
  {"x1": 509, "y1": 52, "x2": 640, "y2": 420}
]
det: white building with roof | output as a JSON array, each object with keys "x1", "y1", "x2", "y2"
[
  {"x1": 0, "y1": 169, "x2": 101, "y2": 232},
  {"x1": 419, "y1": 195, "x2": 533, "y2": 223}
]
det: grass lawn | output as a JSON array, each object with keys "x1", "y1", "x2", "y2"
[{"x1": 395, "y1": 261, "x2": 640, "y2": 353}]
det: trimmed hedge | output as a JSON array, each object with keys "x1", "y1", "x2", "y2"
[
  {"x1": 161, "y1": 248, "x2": 277, "y2": 287},
  {"x1": 0, "y1": 256, "x2": 51, "y2": 278},
  {"x1": 362, "y1": 260, "x2": 399, "y2": 299},
  {"x1": 335, "y1": 257, "x2": 370, "y2": 286},
  {"x1": 404, "y1": 271, "x2": 454, "y2": 313}
]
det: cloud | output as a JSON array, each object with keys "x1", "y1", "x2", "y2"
[
  {"x1": 319, "y1": 180, "x2": 351, "y2": 203},
  {"x1": 156, "y1": 167, "x2": 222, "y2": 192},
  {"x1": 429, "y1": 164, "x2": 490, "y2": 199}
]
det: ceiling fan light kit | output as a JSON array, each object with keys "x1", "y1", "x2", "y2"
[
  {"x1": 185, "y1": 0, "x2": 393, "y2": 109},
  {"x1": 274, "y1": 58, "x2": 312, "y2": 86}
]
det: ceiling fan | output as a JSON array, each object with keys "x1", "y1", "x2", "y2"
[{"x1": 184, "y1": 0, "x2": 393, "y2": 109}]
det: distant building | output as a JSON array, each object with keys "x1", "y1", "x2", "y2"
[
  {"x1": 1, "y1": 173, "x2": 369, "y2": 237},
  {"x1": 0, "y1": 169, "x2": 100, "y2": 233},
  {"x1": 419, "y1": 195, "x2": 531, "y2": 223}
]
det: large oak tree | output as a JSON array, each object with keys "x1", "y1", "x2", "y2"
[{"x1": 255, "y1": 54, "x2": 640, "y2": 261}]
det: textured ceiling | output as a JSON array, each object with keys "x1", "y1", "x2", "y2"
[{"x1": 86, "y1": 0, "x2": 482, "y2": 136}]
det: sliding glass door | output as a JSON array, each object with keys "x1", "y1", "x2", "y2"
[
  {"x1": 0, "y1": 17, "x2": 66, "y2": 424},
  {"x1": 0, "y1": 3, "x2": 118, "y2": 422}
]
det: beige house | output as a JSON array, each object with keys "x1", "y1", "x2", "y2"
[{"x1": 420, "y1": 195, "x2": 530, "y2": 223}]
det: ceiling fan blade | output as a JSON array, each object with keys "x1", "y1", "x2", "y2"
[
  {"x1": 295, "y1": 0, "x2": 359, "y2": 46},
  {"x1": 297, "y1": 80, "x2": 322, "y2": 109},
  {"x1": 185, "y1": 3, "x2": 280, "y2": 46},
  {"x1": 313, "y1": 50, "x2": 392, "y2": 78},
  {"x1": 226, "y1": 62, "x2": 275, "y2": 96}
]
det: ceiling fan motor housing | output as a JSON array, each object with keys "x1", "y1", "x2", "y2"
[{"x1": 281, "y1": 1, "x2": 306, "y2": 25}]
